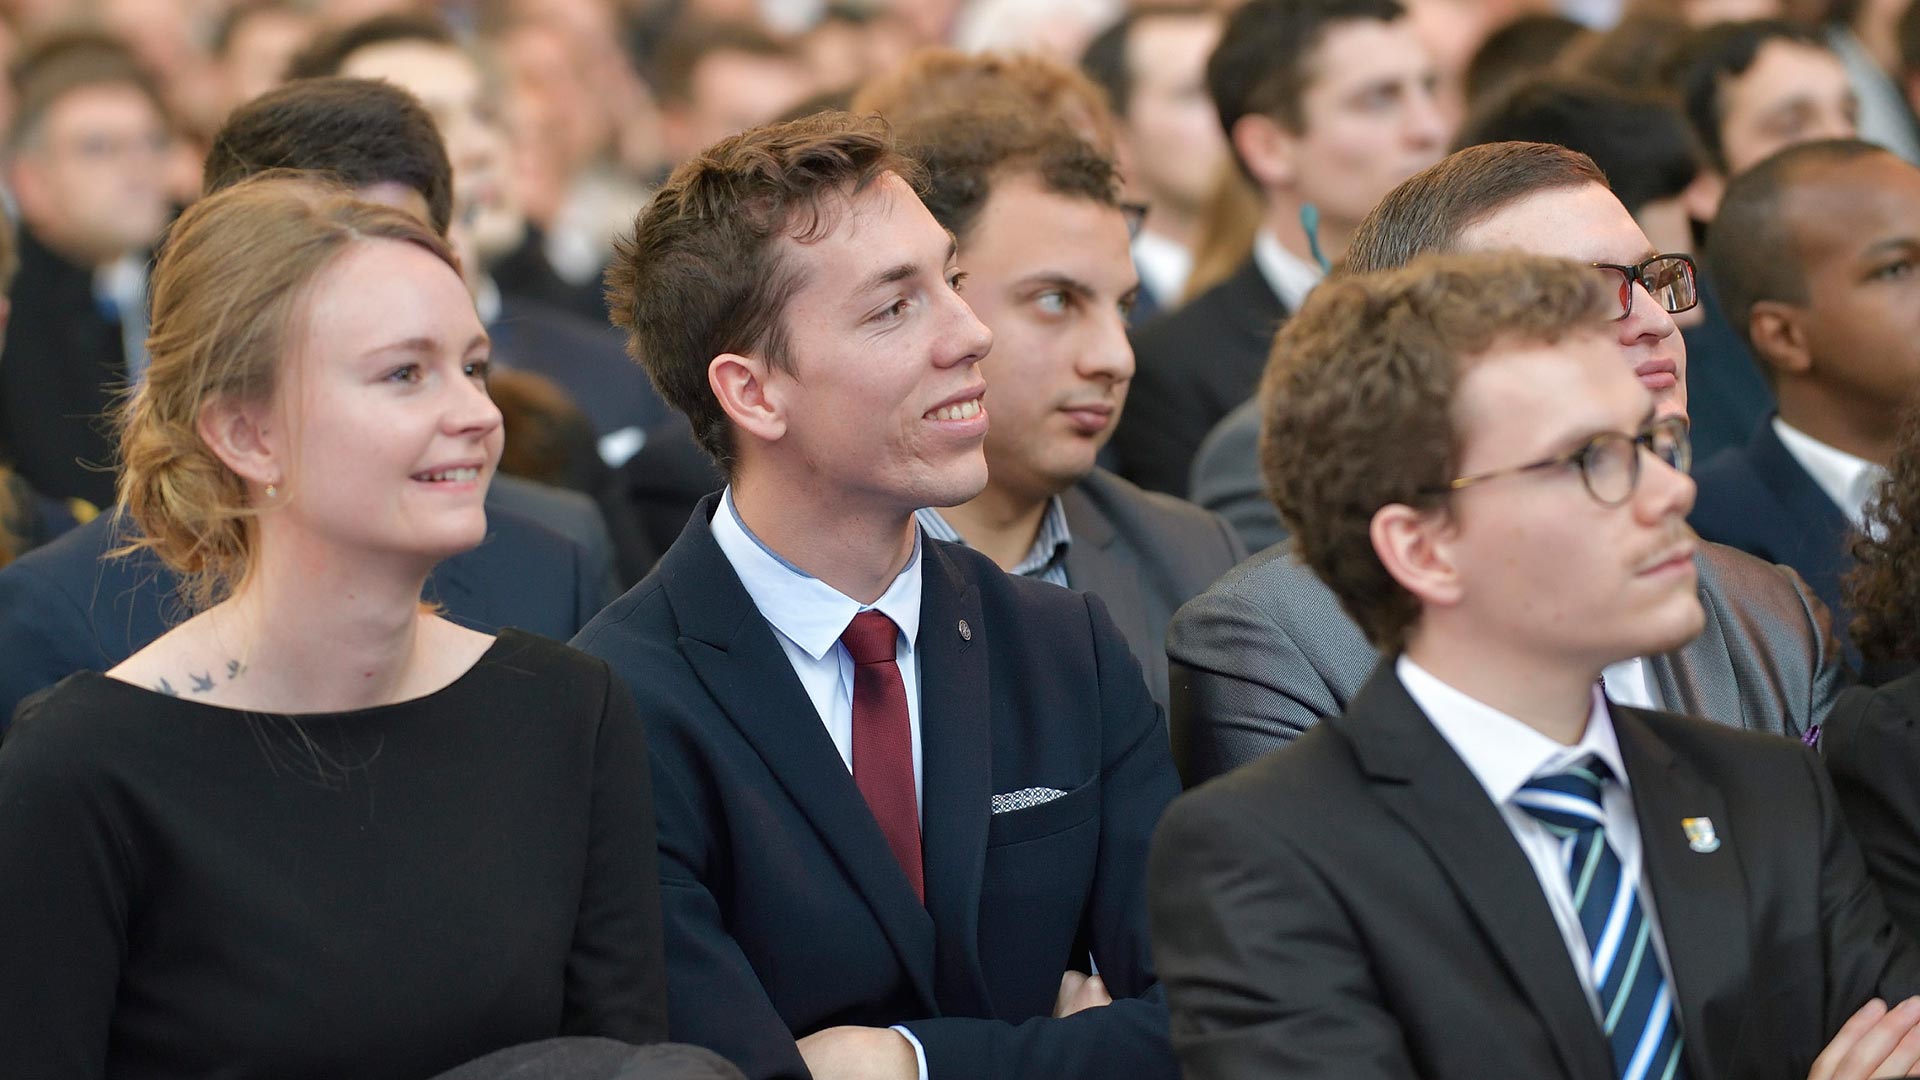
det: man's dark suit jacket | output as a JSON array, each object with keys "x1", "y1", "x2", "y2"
[
  {"x1": 1683, "y1": 274, "x2": 1775, "y2": 465},
  {"x1": 0, "y1": 493, "x2": 606, "y2": 726},
  {"x1": 1150, "y1": 663, "x2": 1920, "y2": 1080},
  {"x1": 0, "y1": 226, "x2": 131, "y2": 509},
  {"x1": 488, "y1": 293, "x2": 667, "y2": 445},
  {"x1": 1058, "y1": 468, "x2": 1245, "y2": 709},
  {"x1": 570, "y1": 500, "x2": 1182, "y2": 1080},
  {"x1": 1823, "y1": 672, "x2": 1920, "y2": 943},
  {"x1": 1690, "y1": 416, "x2": 1858, "y2": 661},
  {"x1": 1167, "y1": 540, "x2": 1845, "y2": 784},
  {"x1": 1108, "y1": 255, "x2": 1286, "y2": 497}
]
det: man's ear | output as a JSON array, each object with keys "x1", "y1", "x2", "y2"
[
  {"x1": 1230, "y1": 112, "x2": 1298, "y2": 192},
  {"x1": 1682, "y1": 170, "x2": 1724, "y2": 224},
  {"x1": 709, "y1": 352, "x2": 787, "y2": 446},
  {"x1": 195, "y1": 395, "x2": 280, "y2": 490},
  {"x1": 1746, "y1": 299, "x2": 1812, "y2": 380},
  {"x1": 1371, "y1": 501, "x2": 1463, "y2": 611}
]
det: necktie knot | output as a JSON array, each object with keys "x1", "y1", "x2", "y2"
[
  {"x1": 1514, "y1": 758, "x2": 1613, "y2": 837},
  {"x1": 841, "y1": 610, "x2": 899, "y2": 667}
]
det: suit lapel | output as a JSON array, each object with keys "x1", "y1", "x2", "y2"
[
  {"x1": 662, "y1": 505, "x2": 939, "y2": 1012},
  {"x1": 1060, "y1": 487, "x2": 1149, "y2": 657},
  {"x1": 1648, "y1": 554, "x2": 1744, "y2": 727},
  {"x1": 1613, "y1": 708, "x2": 1748, "y2": 1080},
  {"x1": 1341, "y1": 666, "x2": 1614, "y2": 1080},
  {"x1": 914, "y1": 541, "x2": 994, "y2": 1015}
]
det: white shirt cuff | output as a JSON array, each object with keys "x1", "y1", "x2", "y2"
[{"x1": 890, "y1": 1024, "x2": 930, "y2": 1080}]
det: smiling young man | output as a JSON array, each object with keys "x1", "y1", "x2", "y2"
[
  {"x1": 860, "y1": 103, "x2": 1244, "y2": 709},
  {"x1": 1692, "y1": 139, "x2": 1920, "y2": 662},
  {"x1": 1111, "y1": 0, "x2": 1450, "y2": 496},
  {"x1": 1166, "y1": 142, "x2": 1846, "y2": 785},
  {"x1": 1149, "y1": 250, "x2": 1920, "y2": 1080},
  {"x1": 574, "y1": 112, "x2": 1181, "y2": 1080}
]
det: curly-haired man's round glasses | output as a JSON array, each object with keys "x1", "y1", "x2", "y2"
[
  {"x1": 1593, "y1": 254, "x2": 1699, "y2": 320},
  {"x1": 1442, "y1": 416, "x2": 1693, "y2": 508}
]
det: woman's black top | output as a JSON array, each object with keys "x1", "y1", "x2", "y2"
[{"x1": 0, "y1": 629, "x2": 666, "y2": 1078}]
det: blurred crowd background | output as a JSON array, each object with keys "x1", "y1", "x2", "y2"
[{"x1": 2, "y1": 0, "x2": 1918, "y2": 582}]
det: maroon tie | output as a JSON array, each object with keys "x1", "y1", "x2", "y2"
[{"x1": 841, "y1": 610, "x2": 923, "y2": 903}]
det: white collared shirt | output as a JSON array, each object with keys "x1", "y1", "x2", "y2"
[
  {"x1": 1773, "y1": 418, "x2": 1889, "y2": 531},
  {"x1": 709, "y1": 487, "x2": 925, "y2": 812},
  {"x1": 1251, "y1": 227, "x2": 1324, "y2": 314},
  {"x1": 1132, "y1": 229, "x2": 1193, "y2": 310},
  {"x1": 1398, "y1": 656, "x2": 1677, "y2": 1019}
]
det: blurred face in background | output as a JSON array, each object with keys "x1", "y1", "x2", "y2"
[
  {"x1": 1119, "y1": 12, "x2": 1227, "y2": 222},
  {"x1": 1285, "y1": 19, "x2": 1451, "y2": 236},
  {"x1": 1717, "y1": 40, "x2": 1857, "y2": 174},
  {"x1": 219, "y1": 5, "x2": 315, "y2": 113},
  {"x1": 493, "y1": 19, "x2": 611, "y2": 225},
  {"x1": 338, "y1": 40, "x2": 526, "y2": 268},
  {"x1": 10, "y1": 83, "x2": 173, "y2": 266},
  {"x1": 661, "y1": 47, "x2": 816, "y2": 166}
]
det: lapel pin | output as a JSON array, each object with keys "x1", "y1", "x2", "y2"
[
  {"x1": 958, "y1": 619, "x2": 972, "y2": 641},
  {"x1": 1682, "y1": 817, "x2": 1721, "y2": 853}
]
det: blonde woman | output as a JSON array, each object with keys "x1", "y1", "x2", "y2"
[{"x1": 0, "y1": 175, "x2": 668, "y2": 1077}]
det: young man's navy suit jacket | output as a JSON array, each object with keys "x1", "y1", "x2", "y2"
[{"x1": 572, "y1": 497, "x2": 1181, "y2": 1080}]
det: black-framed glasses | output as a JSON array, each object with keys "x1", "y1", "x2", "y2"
[
  {"x1": 1443, "y1": 416, "x2": 1692, "y2": 507},
  {"x1": 1593, "y1": 254, "x2": 1699, "y2": 321}
]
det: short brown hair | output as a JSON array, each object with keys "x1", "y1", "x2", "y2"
[
  {"x1": 1261, "y1": 251, "x2": 1613, "y2": 651},
  {"x1": 1343, "y1": 141, "x2": 1608, "y2": 275},
  {"x1": 605, "y1": 111, "x2": 926, "y2": 473},
  {"x1": 116, "y1": 174, "x2": 457, "y2": 609},
  {"x1": 893, "y1": 104, "x2": 1121, "y2": 243},
  {"x1": 854, "y1": 48, "x2": 1119, "y2": 157}
]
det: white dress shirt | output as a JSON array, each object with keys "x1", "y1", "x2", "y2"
[
  {"x1": 708, "y1": 488, "x2": 935, "y2": 1077},
  {"x1": 1251, "y1": 227, "x2": 1324, "y2": 314},
  {"x1": 710, "y1": 487, "x2": 926, "y2": 810},
  {"x1": 1398, "y1": 656, "x2": 1677, "y2": 1019},
  {"x1": 1131, "y1": 229, "x2": 1194, "y2": 311},
  {"x1": 1773, "y1": 418, "x2": 1889, "y2": 531}
]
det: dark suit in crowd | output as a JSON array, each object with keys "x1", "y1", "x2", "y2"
[
  {"x1": 1680, "y1": 275, "x2": 1774, "y2": 465},
  {"x1": 1054, "y1": 468, "x2": 1245, "y2": 708},
  {"x1": 1690, "y1": 417, "x2": 1858, "y2": 662},
  {"x1": 1109, "y1": 256, "x2": 1286, "y2": 497},
  {"x1": 488, "y1": 294, "x2": 667, "y2": 449},
  {"x1": 0, "y1": 482, "x2": 610, "y2": 725},
  {"x1": 1167, "y1": 540, "x2": 1845, "y2": 784},
  {"x1": 0, "y1": 226, "x2": 133, "y2": 510},
  {"x1": 1151, "y1": 662, "x2": 1920, "y2": 1080},
  {"x1": 572, "y1": 499, "x2": 1182, "y2": 1080},
  {"x1": 1823, "y1": 673, "x2": 1920, "y2": 943}
]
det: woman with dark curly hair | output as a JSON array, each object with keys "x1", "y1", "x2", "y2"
[{"x1": 1824, "y1": 405, "x2": 1920, "y2": 943}]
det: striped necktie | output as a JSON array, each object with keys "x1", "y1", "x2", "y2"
[{"x1": 1513, "y1": 759, "x2": 1689, "y2": 1080}]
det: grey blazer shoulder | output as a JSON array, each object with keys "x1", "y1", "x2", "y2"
[
  {"x1": 1166, "y1": 538, "x2": 1845, "y2": 784},
  {"x1": 1186, "y1": 399, "x2": 1285, "y2": 555},
  {"x1": 1061, "y1": 468, "x2": 1245, "y2": 710}
]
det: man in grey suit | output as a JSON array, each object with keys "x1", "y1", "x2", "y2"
[
  {"x1": 1168, "y1": 141, "x2": 1845, "y2": 784},
  {"x1": 861, "y1": 91, "x2": 1245, "y2": 708}
]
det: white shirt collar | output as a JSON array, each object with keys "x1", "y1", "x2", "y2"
[
  {"x1": 473, "y1": 274, "x2": 503, "y2": 326},
  {"x1": 1772, "y1": 417, "x2": 1888, "y2": 530},
  {"x1": 1397, "y1": 655, "x2": 1630, "y2": 806},
  {"x1": 709, "y1": 487, "x2": 923, "y2": 661},
  {"x1": 1131, "y1": 229, "x2": 1192, "y2": 307},
  {"x1": 1251, "y1": 227, "x2": 1324, "y2": 314}
]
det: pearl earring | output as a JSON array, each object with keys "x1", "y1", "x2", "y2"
[{"x1": 265, "y1": 483, "x2": 278, "y2": 499}]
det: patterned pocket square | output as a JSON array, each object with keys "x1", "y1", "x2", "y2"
[{"x1": 991, "y1": 787, "x2": 1069, "y2": 814}]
